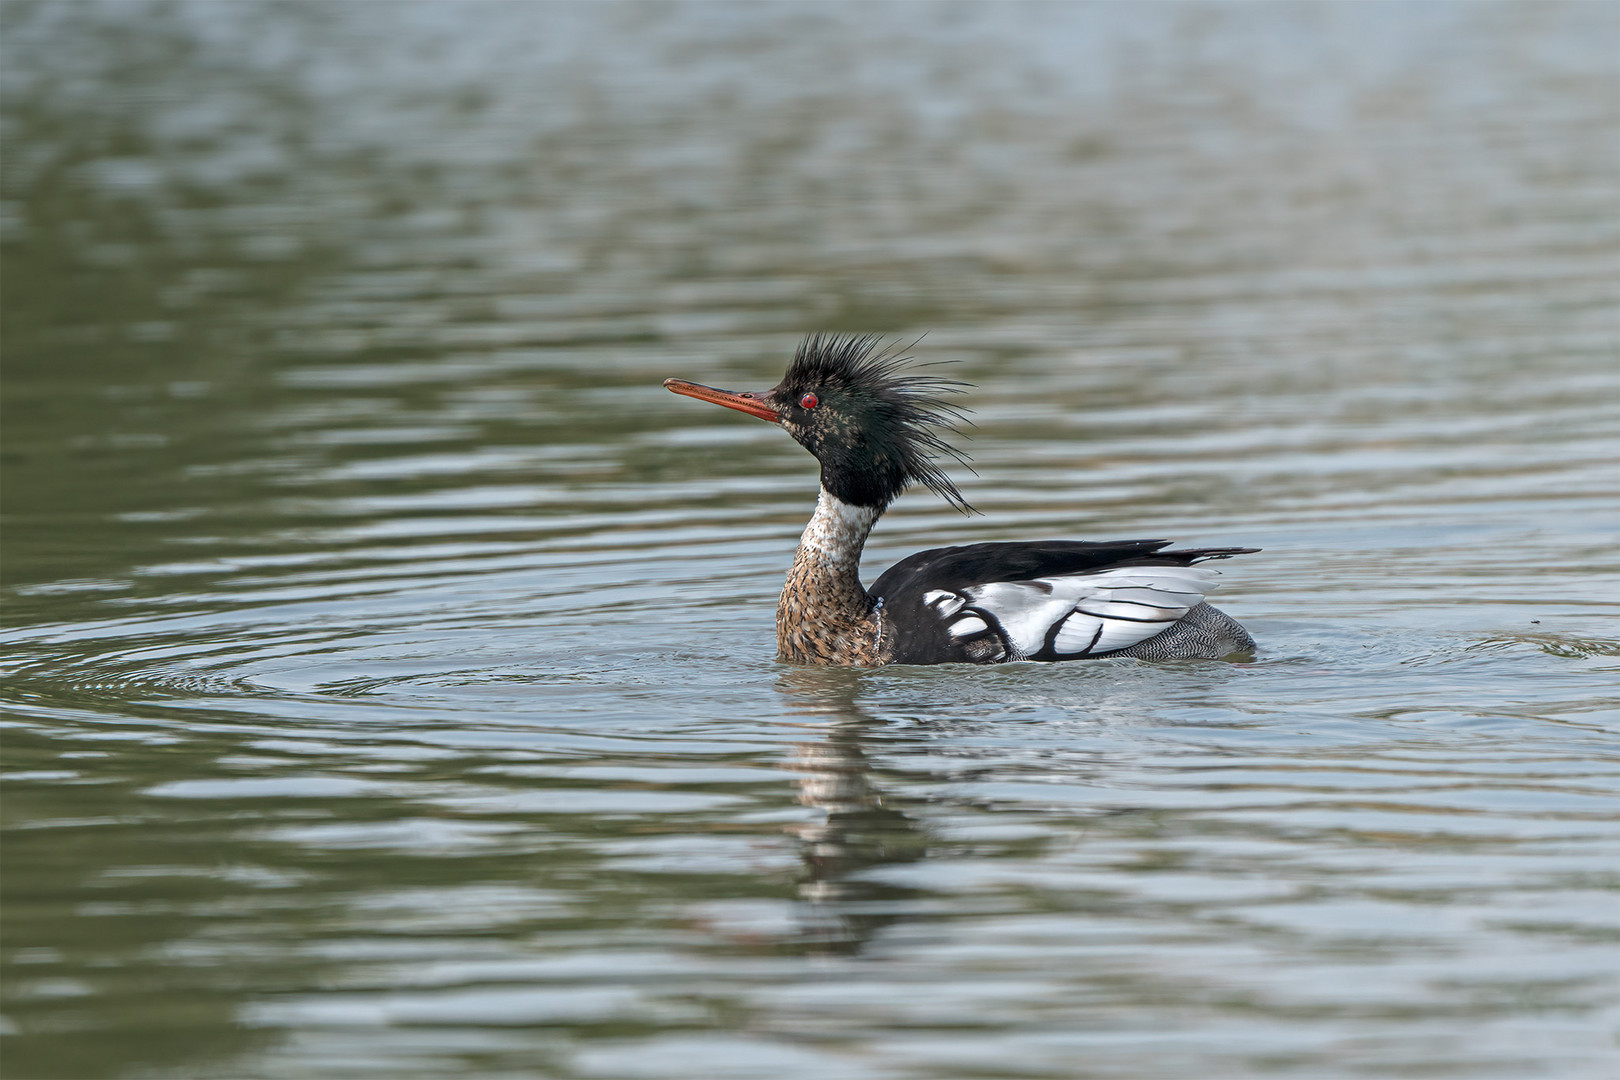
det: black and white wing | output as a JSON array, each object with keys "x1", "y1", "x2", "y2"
[
  {"x1": 918, "y1": 564, "x2": 1216, "y2": 660},
  {"x1": 870, "y1": 539, "x2": 1256, "y2": 664}
]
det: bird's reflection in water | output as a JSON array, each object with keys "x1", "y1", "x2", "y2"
[{"x1": 775, "y1": 667, "x2": 931, "y2": 956}]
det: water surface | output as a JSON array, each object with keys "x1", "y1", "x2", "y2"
[{"x1": 3, "y1": 3, "x2": 1617, "y2": 1078}]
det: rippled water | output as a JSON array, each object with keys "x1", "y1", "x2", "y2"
[{"x1": 3, "y1": 2, "x2": 1617, "y2": 1077}]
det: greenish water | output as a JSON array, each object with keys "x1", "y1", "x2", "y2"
[{"x1": 3, "y1": 3, "x2": 1617, "y2": 1078}]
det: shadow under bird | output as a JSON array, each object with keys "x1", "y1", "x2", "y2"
[{"x1": 665, "y1": 334, "x2": 1258, "y2": 666}]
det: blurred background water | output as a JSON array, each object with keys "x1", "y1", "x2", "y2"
[{"x1": 2, "y1": 2, "x2": 1617, "y2": 1078}]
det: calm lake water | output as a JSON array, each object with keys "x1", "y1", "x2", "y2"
[{"x1": 3, "y1": 3, "x2": 1617, "y2": 1078}]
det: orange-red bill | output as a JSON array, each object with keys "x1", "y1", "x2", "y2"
[{"x1": 663, "y1": 378, "x2": 780, "y2": 423}]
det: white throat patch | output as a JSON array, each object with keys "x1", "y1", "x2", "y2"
[{"x1": 799, "y1": 488, "x2": 880, "y2": 567}]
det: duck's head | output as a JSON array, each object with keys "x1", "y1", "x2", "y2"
[{"x1": 665, "y1": 333, "x2": 972, "y2": 512}]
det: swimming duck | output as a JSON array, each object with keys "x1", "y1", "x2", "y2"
[{"x1": 664, "y1": 334, "x2": 1257, "y2": 666}]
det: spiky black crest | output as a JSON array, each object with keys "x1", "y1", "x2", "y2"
[{"x1": 769, "y1": 333, "x2": 974, "y2": 512}]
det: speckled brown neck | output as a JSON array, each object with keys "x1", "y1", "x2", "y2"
[{"x1": 776, "y1": 489, "x2": 886, "y2": 666}]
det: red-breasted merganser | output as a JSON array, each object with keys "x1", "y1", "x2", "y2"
[{"x1": 665, "y1": 334, "x2": 1257, "y2": 666}]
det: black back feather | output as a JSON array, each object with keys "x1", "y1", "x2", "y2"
[{"x1": 868, "y1": 539, "x2": 1261, "y2": 600}]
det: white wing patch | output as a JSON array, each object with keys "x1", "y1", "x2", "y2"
[
  {"x1": 950, "y1": 614, "x2": 989, "y2": 637},
  {"x1": 924, "y1": 590, "x2": 992, "y2": 640},
  {"x1": 922, "y1": 589, "x2": 967, "y2": 618},
  {"x1": 943, "y1": 565, "x2": 1221, "y2": 658}
]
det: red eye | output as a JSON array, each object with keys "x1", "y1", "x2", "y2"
[{"x1": 799, "y1": 393, "x2": 818, "y2": 410}]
